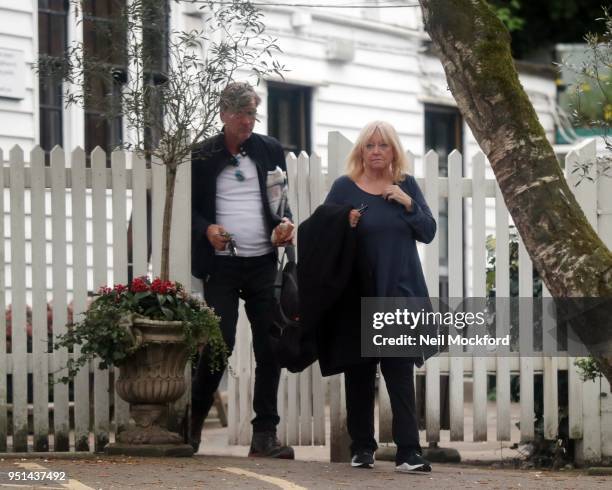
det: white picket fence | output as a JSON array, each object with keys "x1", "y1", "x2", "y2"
[
  {"x1": 226, "y1": 134, "x2": 612, "y2": 464},
  {"x1": 1, "y1": 136, "x2": 610, "y2": 463},
  {"x1": 0, "y1": 145, "x2": 191, "y2": 453}
]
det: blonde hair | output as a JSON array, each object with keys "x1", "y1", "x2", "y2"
[{"x1": 346, "y1": 121, "x2": 409, "y2": 183}]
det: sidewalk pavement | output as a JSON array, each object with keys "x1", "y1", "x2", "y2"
[
  {"x1": 198, "y1": 400, "x2": 525, "y2": 463},
  {"x1": 2, "y1": 454, "x2": 612, "y2": 490}
]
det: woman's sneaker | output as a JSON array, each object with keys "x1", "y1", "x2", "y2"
[
  {"x1": 351, "y1": 450, "x2": 375, "y2": 468},
  {"x1": 395, "y1": 451, "x2": 432, "y2": 473}
]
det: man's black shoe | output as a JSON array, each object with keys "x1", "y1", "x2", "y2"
[
  {"x1": 351, "y1": 450, "x2": 375, "y2": 468},
  {"x1": 248, "y1": 431, "x2": 295, "y2": 459},
  {"x1": 395, "y1": 451, "x2": 432, "y2": 473}
]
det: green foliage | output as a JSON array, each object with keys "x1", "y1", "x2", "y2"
[
  {"x1": 574, "y1": 357, "x2": 603, "y2": 382},
  {"x1": 490, "y1": 0, "x2": 524, "y2": 32},
  {"x1": 561, "y1": 70, "x2": 612, "y2": 124},
  {"x1": 485, "y1": 226, "x2": 542, "y2": 298},
  {"x1": 488, "y1": 0, "x2": 607, "y2": 59},
  {"x1": 560, "y1": 8, "x2": 612, "y2": 181},
  {"x1": 54, "y1": 277, "x2": 226, "y2": 383}
]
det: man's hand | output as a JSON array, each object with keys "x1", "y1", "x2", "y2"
[
  {"x1": 206, "y1": 224, "x2": 230, "y2": 251},
  {"x1": 272, "y1": 218, "x2": 295, "y2": 246}
]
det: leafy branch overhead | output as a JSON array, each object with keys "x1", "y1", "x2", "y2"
[
  {"x1": 38, "y1": 0, "x2": 284, "y2": 167},
  {"x1": 36, "y1": 0, "x2": 285, "y2": 281}
]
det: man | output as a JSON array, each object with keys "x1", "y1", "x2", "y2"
[{"x1": 190, "y1": 82, "x2": 294, "y2": 458}]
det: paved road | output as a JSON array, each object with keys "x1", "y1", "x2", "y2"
[{"x1": 1, "y1": 455, "x2": 611, "y2": 490}]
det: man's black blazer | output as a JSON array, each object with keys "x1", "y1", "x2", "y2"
[{"x1": 191, "y1": 130, "x2": 289, "y2": 279}]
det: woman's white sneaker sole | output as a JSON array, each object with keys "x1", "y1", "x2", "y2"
[{"x1": 395, "y1": 462, "x2": 430, "y2": 472}]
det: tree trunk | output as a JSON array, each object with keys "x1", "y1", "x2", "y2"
[
  {"x1": 418, "y1": 0, "x2": 612, "y2": 382},
  {"x1": 160, "y1": 163, "x2": 177, "y2": 282}
]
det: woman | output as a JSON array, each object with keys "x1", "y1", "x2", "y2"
[{"x1": 325, "y1": 121, "x2": 436, "y2": 473}]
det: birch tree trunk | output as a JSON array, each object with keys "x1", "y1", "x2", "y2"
[{"x1": 417, "y1": 0, "x2": 612, "y2": 382}]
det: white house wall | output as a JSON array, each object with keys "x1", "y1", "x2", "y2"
[
  {"x1": 0, "y1": 0, "x2": 38, "y2": 153},
  {"x1": 1, "y1": 1, "x2": 560, "y2": 301}
]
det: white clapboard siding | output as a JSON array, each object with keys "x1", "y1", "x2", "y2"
[
  {"x1": 30, "y1": 147, "x2": 49, "y2": 451},
  {"x1": 495, "y1": 182, "x2": 511, "y2": 441},
  {"x1": 518, "y1": 236, "x2": 535, "y2": 443},
  {"x1": 71, "y1": 147, "x2": 90, "y2": 452},
  {"x1": 51, "y1": 147, "x2": 70, "y2": 451},
  {"x1": 91, "y1": 147, "x2": 111, "y2": 452},
  {"x1": 9, "y1": 145, "x2": 28, "y2": 452},
  {"x1": 0, "y1": 147, "x2": 7, "y2": 452},
  {"x1": 471, "y1": 152, "x2": 487, "y2": 442},
  {"x1": 111, "y1": 150, "x2": 130, "y2": 432},
  {"x1": 423, "y1": 150, "x2": 440, "y2": 444},
  {"x1": 448, "y1": 150, "x2": 464, "y2": 441}
]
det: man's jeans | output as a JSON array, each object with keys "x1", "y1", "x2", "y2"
[{"x1": 191, "y1": 253, "x2": 281, "y2": 432}]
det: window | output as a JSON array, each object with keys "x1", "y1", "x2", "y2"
[
  {"x1": 267, "y1": 82, "x2": 312, "y2": 154},
  {"x1": 424, "y1": 104, "x2": 463, "y2": 298},
  {"x1": 38, "y1": 0, "x2": 69, "y2": 154},
  {"x1": 82, "y1": 0, "x2": 127, "y2": 158},
  {"x1": 141, "y1": 0, "x2": 169, "y2": 159}
]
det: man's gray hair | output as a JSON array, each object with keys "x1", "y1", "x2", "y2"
[{"x1": 220, "y1": 82, "x2": 261, "y2": 112}]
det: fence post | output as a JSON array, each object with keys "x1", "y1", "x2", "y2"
[
  {"x1": 0, "y1": 149, "x2": 6, "y2": 452},
  {"x1": 327, "y1": 131, "x2": 352, "y2": 463},
  {"x1": 71, "y1": 147, "x2": 90, "y2": 452},
  {"x1": 30, "y1": 147, "x2": 49, "y2": 452},
  {"x1": 566, "y1": 139, "x2": 602, "y2": 464},
  {"x1": 9, "y1": 145, "x2": 28, "y2": 452},
  {"x1": 424, "y1": 150, "x2": 440, "y2": 445},
  {"x1": 596, "y1": 141, "x2": 612, "y2": 459},
  {"x1": 92, "y1": 147, "x2": 111, "y2": 452}
]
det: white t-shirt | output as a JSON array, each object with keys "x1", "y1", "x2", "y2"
[{"x1": 215, "y1": 154, "x2": 273, "y2": 257}]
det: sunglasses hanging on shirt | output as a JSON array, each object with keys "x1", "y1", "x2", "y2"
[{"x1": 230, "y1": 155, "x2": 245, "y2": 182}]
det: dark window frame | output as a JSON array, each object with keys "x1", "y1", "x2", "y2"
[
  {"x1": 38, "y1": 0, "x2": 69, "y2": 155},
  {"x1": 424, "y1": 103, "x2": 464, "y2": 298},
  {"x1": 267, "y1": 81, "x2": 312, "y2": 155},
  {"x1": 82, "y1": 0, "x2": 127, "y2": 161}
]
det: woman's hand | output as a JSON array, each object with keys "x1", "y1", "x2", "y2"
[
  {"x1": 348, "y1": 209, "x2": 361, "y2": 228},
  {"x1": 383, "y1": 185, "x2": 413, "y2": 212}
]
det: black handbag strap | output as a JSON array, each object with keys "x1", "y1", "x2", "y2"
[{"x1": 277, "y1": 188, "x2": 296, "y2": 264}]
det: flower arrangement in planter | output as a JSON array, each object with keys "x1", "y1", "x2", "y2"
[
  {"x1": 55, "y1": 277, "x2": 226, "y2": 455},
  {"x1": 55, "y1": 277, "x2": 225, "y2": 383}
]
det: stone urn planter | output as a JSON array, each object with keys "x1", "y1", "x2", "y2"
[
  {"x1": 105, "y1": 318, "x2": 204, "y2": 457},
  {"x1": 54, "y1": 277, "x2": 223, "y2": 457}
]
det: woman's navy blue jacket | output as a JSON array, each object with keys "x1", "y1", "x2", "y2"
[{"x1": 191, "y1": 131, "x2": 290, "y2": 279}]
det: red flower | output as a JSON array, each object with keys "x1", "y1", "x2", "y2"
[
  {"x1": 114, "y1": 284, "x2": 127, "y2": 294},
  {"x1": 130, "y1": 277, "x2": 149, "y2": 293},
  {"x1": 151, "y1": 278, "x2": 176, "y2": 294},
  {"x1": 98, "y1": 286, "x2": 112, "y2": 295}
]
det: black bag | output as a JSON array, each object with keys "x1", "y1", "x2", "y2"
[{"x1": 269, "y1": 197, "x2": 315, "y2": 372}]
